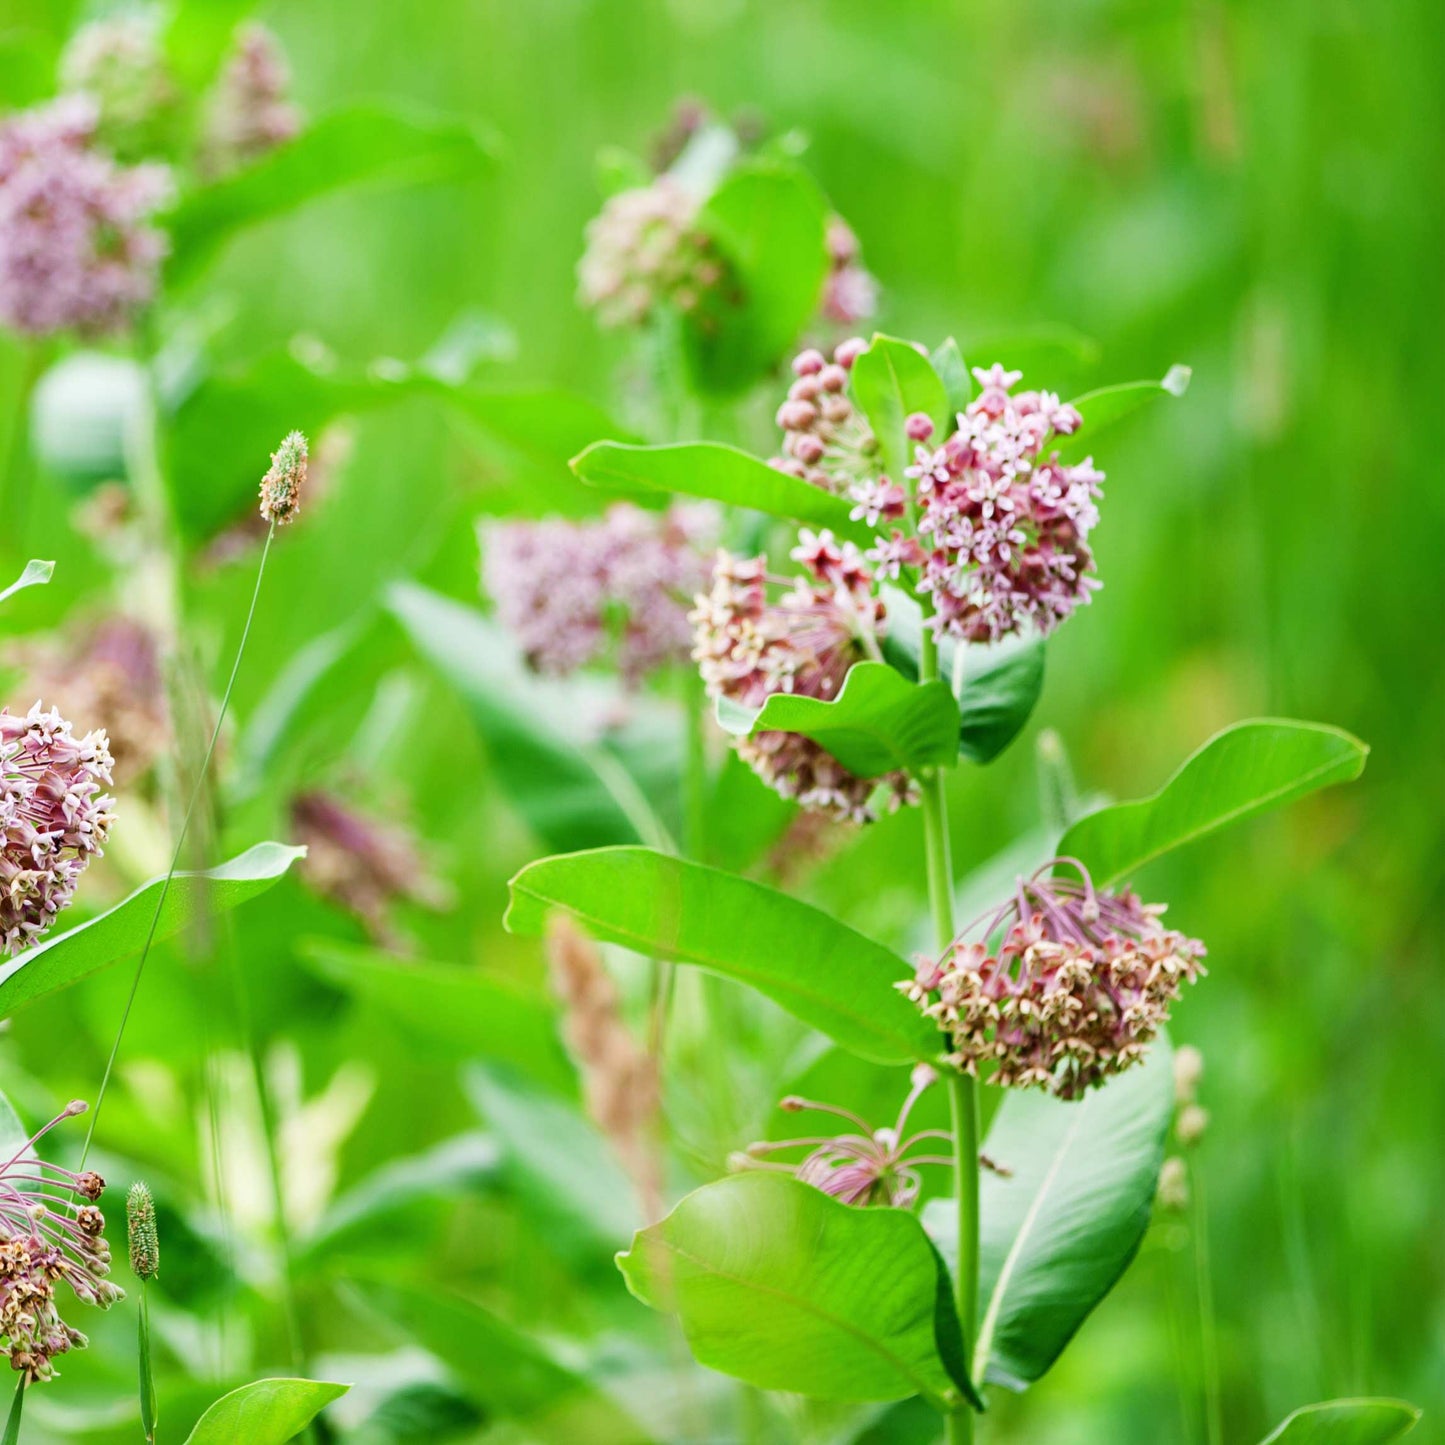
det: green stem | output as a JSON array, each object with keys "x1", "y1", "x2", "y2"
[
  {"x1": 1, "y1": 1375, "x2": 21, "y2": 1445},
  {"x1": 138, "y1": 1284, "x2": 158, "y2": 1445}
]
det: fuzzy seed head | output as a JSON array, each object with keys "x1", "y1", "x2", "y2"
[
  {"x1": 259, "y1": 430, "x2": 307, "y2": 525},
  {"x1": 126, "y1": 1182, "x2": 158, "y2": 1281}
]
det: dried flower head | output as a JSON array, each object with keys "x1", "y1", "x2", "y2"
[
  {"x1": 259, "y1": 429, "x2": 307, "y2": 525},
  {"x1": 899, "y1": 858, "x2": 1206, "y2": 1100},
  {"x1": 290, "y1": 790, "x2": 450, "y2": 944},
  {"x1": 0, "y1": 1100, "x2": 123, "y2": 1383},
  {"x1": 577, "y1": 178, "x2": 730, "y2": 329},
  {"x1": 0, "y1": 96, "x2": 170, "y2": 337},
  {"x1": 202, "y1": 23, "x2": 302, "y2": 174},
  {"x1": 125, "y1": 1182, "x2": 158, "y2": 1281},
  {"x1": 59, "y1": 13, "x2": 177, "y2": 157},
  {"x1": 820, "y1": 218, "x2": 879, "y2": 327},
  {"x1": 691, "y1": 540, "x2": 916, "y2": 822},
  {"x1": 0, "y1": 703, "x2": 115, "y2": 956},
  {"x1": 732, "y1": 1064, "x2": 948, "y2": 1209},
  {"x1": 482, "y1": 502, "x2": 713, "y2": 685}
]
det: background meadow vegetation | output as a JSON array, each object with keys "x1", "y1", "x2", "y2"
[{"x1": 0, "y1": 0, "x2": 1440, "y2": 1441}]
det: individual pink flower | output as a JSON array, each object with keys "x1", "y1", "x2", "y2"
[
  {"x1": 899, "y1": 858, "x2": 1206, "y2": 1100},
  {"x1": 0, "y1": 96, "x2": 170, "y2": 337}
]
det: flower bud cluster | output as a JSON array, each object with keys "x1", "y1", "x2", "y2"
[
  {"x1": 769, "y1": 338, "x2": 875, "y2": 492},
  {"x1": 899, "y1": 859, "x2": 1206, "y2": 1099},
  {"x1": 202, "y1": 23, "x2": 302, "y2": 175}
]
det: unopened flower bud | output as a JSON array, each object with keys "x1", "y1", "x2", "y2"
[
  {"x1": 1177, "y1": 1104, "x2": 1210, "y2": 1147},
  {"x1": 792, "y1": 348, "x2": 826, "y2": 376},
  {"x1": 259, "y1": 430, "x2": 307, "y2": 525},
  {"x1": 834, "y1": 337, "x2": 867, "y2": 369},
  {"x1": 126, "y1": 1182, "x2": 159, "y2": 1281},
  {"x1": 778, "y1": 1095, "x2": 806, "y2": 1112},
  {"x1": 905, "y1": 411, "x2": 935, "y2": 441}
]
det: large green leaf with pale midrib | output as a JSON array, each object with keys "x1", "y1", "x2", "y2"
[
  {"x1": 717, "y1": 661, "x2": 960, "y2": 777},
  {"x1": 571, "y1": 440, "x2": 876, "y2": 546},
  {"x1": 1258, "y1": 1399, "x2": 1421, "y2": 1444},
  {"x1": 0, "y1": 842, "x2": 304, "y2": 1019},
  {"x1": 1059, "y1": 718, "x2": 1369, "y2": 885},
  {"x1": 618, "y1": 1173, "x2": 977, "y2": 1409},
  {"x1": 1053, "y1": 365, "x2": 1191, "y2": 460},
  {"x1": 505, "y1": 846, "x2": 936, "y2": 1065},
  {"x1": 184, "y1": 1378, "x2": 349, "y2": 1444},
  {"x1": 850, "y1": 335, "x2": 950, "y2": 486}
]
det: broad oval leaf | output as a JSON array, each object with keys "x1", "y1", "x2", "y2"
[
  {"x1": 184, "y1": 1378, "x2": 349, "y2": 1445},
  {"x1": 851, "y1": 335, "x2": 950, "y2": 486},
  {"x1": 0, "y1": 842, "x2": 305, "y2": 1019},
  {"x1": 1059, "y1": 719, "x2": 1369, "y2": 886},
  {"x1": 167, "y1": 105, "x2": 498, "y2": 284},
  {"x1": 1258, "y1": 1399, "x2": 1421, "y2": 1445},
  {"x1": 930, "y1": 338, "x2": 973, "y2": 420},
  {"x1": 925, "y1": 1039, "x2": 1174, "y2": 1389},
  {"x1": 618, "y1": 1173, "x2": 976, "y2": 1409},
  {"x1": 387, "y1": 581, "x2": 679, "y2": 853},
  {"x1": 1055, "y1": 365, "x2": 1191, "y2": 460},
  {"x1": 571, "y1": 440, "x2": 874, "y2": 546},
  {"x1": 717, "y1": 662, "x2": 960, "y2": 777},
  {"x1": 505, "y1": 846, "x2": 937, "y2": 1065},
  {"x1": 0, "y1": 559, "x2": 53, "y2": 604}
]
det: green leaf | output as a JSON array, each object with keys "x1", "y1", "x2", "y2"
[
  {"x1": 387, "y1": 582, "x2": 679, "y2": 852},
  {"x1": 0, "y1": 559, "x2": 52, "y2": 604},
  {"x1": 930, "y1": 338, "x2": 973, "y2": 420},
  {"x1": 851, "y1": 335, "x2": 950, "y2": 485},
  {"x1": 353, "y1": 1279, "x2": 657, "y2": 1443},
  {"x1": 0, "y1": 843, "x2": 305, "y2": 1020},
  {"x1": 685, "y1": 159, "x2": 829, "y2": 395},
  {"x1": 505, "y1": 847, "x2": 936, "y2": 1065},
  {"x1": 1258, "y1": 1399, "x2": 1421, "y2": 1444},
  {"x1": 1055, "y1": 365, "x2": 1191, "y2": 460},
  {"x1": 1058, "y1": 719, "x2": 1369, "y2": 886},
  {"x1": 300, "y1": 939, "x2": 577, "y2": 1096},
  {"x1": 167, "y1": 105, "x2": 498, "y2": 284},
  {"x1": 926, "y1": 1040, "x2": 1174, "y2": 1389},
  {"x1": 184, "y1": 1378, "x2": 350, "y2": 1445},
  {"x1": 571, "y1": 440, "x2": 874, "y2": 546},
  {"x1": 618, "y1": 1173, "x2": 976, "y2": 1408},
  {"x1": 706, "y1": 748, "x2": 798, "y2": 874},
  {"x1": 717, "y1": 661, "x2": 959, "y2": 777},
  {"x1": 1, "y1": 1377, "x2": 21, "y2": 1445}
]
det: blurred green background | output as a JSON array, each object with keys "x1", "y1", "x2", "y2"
[{"x1": 2, "y1": 1, "x2": 1442, "y2": 1441}]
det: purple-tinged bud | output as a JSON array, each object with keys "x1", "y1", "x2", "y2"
[
  {"x1": 788, "y1": 375, "x2": 821, "y2": 402},
  {"x1": 833, "y1": 337, "x2": 867, "y2": 369},
  {"x1": 792, "y1": 348, "x2": 826, "y2": 376},
  {"x1": 777, "y1": 399, "x2": 818, "y2": 431},
  {"x1": 905, "y1": 411, "x2": 935, "y2": 441},
  {"x1": 818, "y1": 363, "x2": 849, "y2": 393},
  {"x1": 259, "y1": 430, "x2": 307, "y2": 525},
  {"x1": 793, "y1": 435, "x2": 825, "y2": 465}
]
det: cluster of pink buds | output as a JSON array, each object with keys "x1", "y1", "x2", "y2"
[
  {"x1": 690, "y1": 537, "x2": 915, "y2": 822},
  {"x1": 731, "y1": 1063, "x2": 950, "y2": 1209},
  {"x1": 577, "y1": 179, "x2": 729, "y2": 329},
  {"x1": 483, "y1": 502, "x2": 714, "y2": 685},
  {"x1": 0, "y1": 96, "x2": 170, "y2": 337},
  {"x1": 820, "y1": 218, "x2": 879, "y2": 327},
  {"x1": 0, "y1": 704, "x2": 115, "y2": 956},
  {"x1": 899, "y1": 859, "x2": 1205, "y2": 1099},
  {"x1": 769, "y1": 338, "x2": 876, "y2": 493},
  {"x1": 0, "y1": 1101, "x2": 123, "y2": 1384},
  {"x1": 202, "y1": 23, "x2": 302, "y2": 175}
]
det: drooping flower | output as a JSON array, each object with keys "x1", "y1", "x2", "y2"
[
  {"x1": 731, "y1": 1064, "x2": 949, "y2": 1209},
  {"x1": 259, "y1": 429, "x2": 307, "y2": 525},
  {"x1": 482, "y1": 502, "x2": 714, "y2": 685},
  {"x1": 59, "y1": 12, "x2": 177, "y2": 158},
  {"x1": 908, "y1": 364, "x2": 1101, "y2": 644},
  {"x1": 820, "y1": 217, "x2": 879, "y2": 327},
  {"x1": 690, "y1": 539, "x2": 916, "y2": 822},
  {"x1": 0, "y1": 703, "x2": 115, "y2": 956},
  {"x1": 202, "y1": 23, "x2": 302, "y2": 174},
  {"x1": 0, "y1": 96, "x2": 170, "y2": 337},
  {"x1": 769, "y1": 338, "x2": 877, "y2": 494},
  {"x1": 0, "y1": 1100, "x2": 124, "y2": 1384},
  {"x1": 899, "y1": 858, "x2": 1205, "y2": 1100}
]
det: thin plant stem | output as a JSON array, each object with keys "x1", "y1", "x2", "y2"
[
  {"x1": 1192, "y1": 1165, "x2": 1224, "y2": 1445},
  {"x1": 1, "y1": 1375, "x2": 22, "y2": 1445},
  {"x1": 138, "y1": 1283, "x2": 157, "y2": 1445}
]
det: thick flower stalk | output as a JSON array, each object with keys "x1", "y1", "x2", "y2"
[
  {"x1": 483, "y1": 502, "x2": 713, "y2": 684},
  {"x1": 0, "y1": 704, "x2": 115, "y2": 957},
  {"x1": 0, "y1": 96, "x2": 170, "y2": 337},
  {"x1": 690, "y1": 538, "x2": 916, "y2": 822},
  {"x1": 900, "y1": 859, "x2": 1206, "y2": 1100},
  {"x1": 732, "y1": 1064, "x2": 950, "y2": 1209},
  {"x1": 0, "y1": 1101, "x2": 123, "y2": 1384},
  {"x1": 202, "y1": 23, "x2": 302, "y2": 174}
]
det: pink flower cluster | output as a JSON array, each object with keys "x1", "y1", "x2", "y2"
[
  {"x1": 577, "y1": 179, "x2": 727, "y2": 329},
  {"x1": 202, "y1": 23, "x2": 302, "y2": 174},
  {"x1": 0, "y1": 96, "x2": 170, "y2": 337},
  {"x1": 899, "y1": 859, "x2": 1206, "y2": 1099},
  {"x1": 483, "y1": 503, "x2": 713, "y2": 684},
  {"x1": 690, "y1": 539, "x2": 915, "y2": 822},
  {"x1": 907, "y1": 365, "x2": 1102, "y2": 643},
  {"x1": 769, "y1": 337, "x2": 876, "y2": 492},
  {"x1": 0, "y1": 704, "x2": 115, "y2": 956},
  {"x1": 820, "y1": 218, "x2": 879, "y2": 327}
]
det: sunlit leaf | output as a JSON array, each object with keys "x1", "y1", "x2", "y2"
[
  {"x1": 930, "y1": 338, "x2": 973, "y2": 420},
  {"x1": 618, "y1": 1173, "x2": 977, "y2": 1408},
  {"x1": 706, "y1": 748, "x2": 797, "y2": 874},
  {"x1": 717, "y1": 661, "x2": 959, "y2": 777},
  {"x1": 0, "y1": 843, "x2": 305, "y2": 1019},
  {"x1": 184, "y1": 1378, "x2": 350, "y2": 1445},
  {"x1": 926, "y1": 1039, "x2": 1174, "y2": 1389},
  {"x1": 571, "y1": 440, "x2": 873, "y2": 546},
  {"x1": 1055, "y1": 364, "x2": 1191, "y2": 460},
  {"x1": 0, "y1": 559, "x2": 53, "y2": 604},
  {"x1": 167, "y1": 105, "x2": 498, "y2": 284},
  {"x1": 506, "y1": 846, "x2": 937, "y2": 1065},
  {"x1": 1258, "y1": 1399, "x2": 1421, "y2": 1445},
  {"x1": 1059, "y1": 719, "x2": 1369, "y2": 885},
  {"x1": 851, "y1": 334, "x2": 949, "y2": 485}
]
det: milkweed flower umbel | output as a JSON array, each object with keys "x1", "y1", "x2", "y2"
[
  {"x1": 899, "y1": 859, "x2": 1206, "y2": 1100},
  {"x1": 690, "y1": 540, "x2": 916, "y2": 822},
  {"x1": 0, "y1": 704, "x2": 115, "y2": 956},
  {"x1": 0, "y1": 96, "x2": 170, "y2": 337},
  {"x1": 0, "y1": 1100, "x2": 123, "y2": 1383}
]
